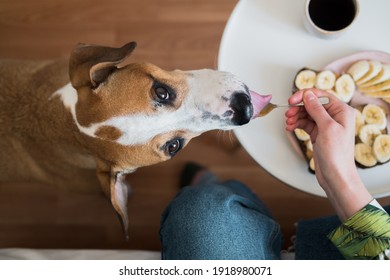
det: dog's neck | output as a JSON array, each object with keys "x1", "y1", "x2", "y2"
[{"x1": 0, "y1": 59, "x2": 79, "y2": 144}]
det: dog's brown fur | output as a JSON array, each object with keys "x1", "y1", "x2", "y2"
[
  {"x1": 0, "y1": 42, "x2": 255, "y2": 236},
  {"x1": 0, "y1": 58, "x2": 99, "y2": 192}
]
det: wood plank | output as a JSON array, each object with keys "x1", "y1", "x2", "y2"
[{"x1": 0, "y1": 0, "x2": 389, "y2": 253}]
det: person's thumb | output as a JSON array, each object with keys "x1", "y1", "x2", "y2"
[{"x1": 303, "y1": 90, "x2": 332, "y2": 127}]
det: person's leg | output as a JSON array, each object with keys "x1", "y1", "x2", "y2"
[
  {"x1": 295, "y1": 214, "x2": 345, "y2": 260},
  {"x1": 160, "y1": 169, "x2": 282, "y2": 260}
]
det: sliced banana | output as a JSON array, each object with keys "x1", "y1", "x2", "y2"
[
  {"x1": 334, "y1": 74, "x2": 355, "y2": 103},
  {"x1": 347, "y1": 60, "x2": 370, "y2": 81},
  {"x1": 358, "y1": 124, "x2": 382, "y2": 146},
  {"x1": 305, "y1": 140, "x2": 313, "y2": 159},
  {"x1": 325, "y1": 90, "x2": 338, "y2": 101},
  {"x1": 294, "y1": 128, "x2": 310, "y2": 141},
  {"x1": 373, "y1": 134, "x2": 390, "y2": 163},
  {"x1": 293, "y1": 61, "x2": 390, "y2": 171},
  {"x1": 360, "y1": 64, "x2": 390, "y2": 87},
  {"x1": 306, "y1": 140, "x2": 313, "y2": 152},
  {"x1": 362, "y1": 104, "x2": 387, "y2": 130},
  {"x1": 309, "y1": 157, "x2": 315, "y2": 172},
  {"x1": 355, "y1": 108, "x2": 365, "y2": 136},
  {"x1": 363, "y1": 89, "x2": 390, "y2": 98},
  {"x1": 356, "y1": 60, "x2": 382, "y2": 85},
  {"x1": 354, "y1": 143, "x2": 378, "y2": 167},
  {"x1": 315, "y1": 70, "x2": 336, "y2": 90},
  {"x1": 295, "y1": 69, "x2": 316, "y2": 90},
  {"x1": 359, "y1": 79, "x2": 390, "y2": 93}
]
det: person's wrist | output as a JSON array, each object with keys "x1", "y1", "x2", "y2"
[{"x1": 323, "y1": 168, "x2": 372, "y2": 221}]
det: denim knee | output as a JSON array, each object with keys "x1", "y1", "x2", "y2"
[{"x1": 160, "y1": 182, "x2": 282, "y2": 259}]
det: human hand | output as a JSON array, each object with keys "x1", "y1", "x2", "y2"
[
  {"x1": 285, "y1": 89, "x2": 355, "y2": 189},
  {"x1": 285, "y1": 89, "x2": 372, "y2": 221}
]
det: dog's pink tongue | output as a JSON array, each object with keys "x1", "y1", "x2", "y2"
[{"x1": 250, "y1": 90, "x2": 272, "y2": 119}]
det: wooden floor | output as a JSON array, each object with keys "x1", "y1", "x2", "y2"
[{"x1": 1, "y1": 0, "x2": 389, "y2": 252}]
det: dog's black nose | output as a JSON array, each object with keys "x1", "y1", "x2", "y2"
[{"x1": 230, "y1": 92, "x2": 253, "y2": 125}]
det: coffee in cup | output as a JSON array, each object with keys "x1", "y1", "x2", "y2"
[{"x1": 304, "y1": 0, "x2": 359, "y2": 39}]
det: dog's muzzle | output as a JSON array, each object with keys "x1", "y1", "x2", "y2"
[{"x1": 230, "y1": 92, "x2": 253, "y2": 125}]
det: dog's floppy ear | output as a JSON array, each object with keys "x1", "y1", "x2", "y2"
[
  {"x1": 96, "y1": 158, "x2": 133, "y2": 240},
  {"x1": 69, "y1": 41, "x2": 137, "y2": 89}
]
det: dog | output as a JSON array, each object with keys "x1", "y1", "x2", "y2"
[{"x1": 0, "y1": 42, "x2": 271, "y2": 236}]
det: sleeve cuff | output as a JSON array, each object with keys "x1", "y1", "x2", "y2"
[
  {"x1": 369, "y1": 199, "x2": 386, "y2": 212},
  {"x1": 328, "y1": 203, "x2": 390, "y2": 259}
]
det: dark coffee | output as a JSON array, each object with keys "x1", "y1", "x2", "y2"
[{"x1": 308, "y1": 0, "x2": 356, "y2": 31}]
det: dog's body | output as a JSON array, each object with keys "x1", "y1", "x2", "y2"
[
  {"x1": 0, "y1": 42, "x2": 270, "y2": 234},
  {"x1": 0, "y1": 58, "x2": 99, "y2": 191}
]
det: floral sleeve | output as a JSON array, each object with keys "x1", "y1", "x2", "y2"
[{"x1": 328, "y1": 202, "x2": 390, "y2": 260}]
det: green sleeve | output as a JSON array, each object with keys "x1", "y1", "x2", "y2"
[{"x1": 328, "y1": 204, "x2": 390, "y2": 260}]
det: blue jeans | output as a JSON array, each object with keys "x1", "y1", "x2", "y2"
[
  {"x1": 159, "y1": 176, "x2": 390, "y2": 260},
  {"x1": 159, "y1": 177, "x2": 283, "y2": 260}
]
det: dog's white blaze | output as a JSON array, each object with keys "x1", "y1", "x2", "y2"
[
  {"x1": 52, "y1": 70, "x2": 246, "y2": 146},
  {"x1": 52, "y1": 84, "x2": 227, "y2": 146},
  {"x1": 103, "y1": 89, "x2": 235, "y2": 145},
  {"x1": 185, "y1": 69, "x2": 244, "y2": 115}
]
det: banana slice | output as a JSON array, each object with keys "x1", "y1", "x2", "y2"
[
  {"x1": 305, "y1": 140, "x2": 313, "y2": 159},
  {"x1": 363, "y1": 89, "x2": 390, "y2": 98},
  {"x1": 347, "y1": 60, "x2": 370, "y2": 81},
  {"x1": 354, "y1": 143, "x2": 378, "y2": 167},
  {"x1": 295, "y1": 69, "x2": 316, "y2": 90},
  {"x1": 306, "y1": 140, "x2": 313, "y2": 152},
  {"x1": 362, "y1": 104, "x2": 387, "y2": 130},
  {"x1": 360, "y1": 64, "x2": 390, "y2": 87},
  {"x1": 356, "y1": 60, "x2": 382, "y2": 85},
  {"x1": 294, "y1": 128, "x2": 310, "y2": 141},
  {"x1": 309, "y1": 157, "x2": 315, "y2": 172},
  {"x1": 334, "y1": 74, "x2": 355, "y2": 103},
  {"x1": 326, "y1": 89, "x2": 338, "y2": 100},
  {"x1": 355, "y1": 108, "x2": 365, "y2": 136},
  {"x1": 315, "y1": 70, "x2": 336, "y2": 90},
  {"x1": 373, "y1": 134, "x2": 390, "y2": 163},
  {"x1": 358, "y1": 124, "x2": 382, "y2": 146},
  {"x1": 359, "y1": 79, "x2": 390, "y2": 93}
]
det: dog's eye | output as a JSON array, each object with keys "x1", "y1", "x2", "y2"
[
  {"x1": 151, "y1": 79, "x2": 176, "y2": 105},
  {"x1": 155, "y1": 87, "x2": 170, "y2": 101},
  {"x1": 165, "y1": 139, "x2": 183, "y2": 156}
]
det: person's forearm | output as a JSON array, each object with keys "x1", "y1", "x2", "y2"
[{"x1": 322, "y1": 169, "x2": 373, "y2": 222}]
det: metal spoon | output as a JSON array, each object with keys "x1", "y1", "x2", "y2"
[{"x1": 258, "y1": 96, "x2": 330, "y2": 117}]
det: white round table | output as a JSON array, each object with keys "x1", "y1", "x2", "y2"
[{"x1": 218, "y1": 0, "x2": 390, "y2": 197}]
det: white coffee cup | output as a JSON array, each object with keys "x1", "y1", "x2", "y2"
[{"x1": 304, "y1": 0, "x2": 360, "y2": 39}]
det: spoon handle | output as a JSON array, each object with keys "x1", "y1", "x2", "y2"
[
  {"x1": 258, "y1": 96, "x2": 330, "y2": 117},
  {"x1": 278, "y1": 96, "x2": 330, "y2": 107}
]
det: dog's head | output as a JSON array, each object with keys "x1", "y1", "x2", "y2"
[{"x1": 65, "y1": 42, "x2": 271, "y2": 235}]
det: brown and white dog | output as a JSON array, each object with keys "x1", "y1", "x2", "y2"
[{"x1": 0, "y1": 42, "x2": 271, "y2": 236}]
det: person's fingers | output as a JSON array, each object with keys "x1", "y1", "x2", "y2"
[
  {"x1": 288, "y1": 90, "x2": 304, "y2": 105},
  {"x1": 288, "y1": 88, "x2": 333, "y2": 117},
  {"x1": 285, "y1": 117, "x2": 316, "y2": 135},
  {"x1": 344, "y1": 106, "x2": 356, "y2": 130},
  {"x1": 302, "y1": 90, "x2": 333, "y2": 128},
  {"x1": 286, "y1": 110, "x2": 308, "y2": 126},
  {"x1": 285, "y1": 105, "x2": 303, "y2": 118}
]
